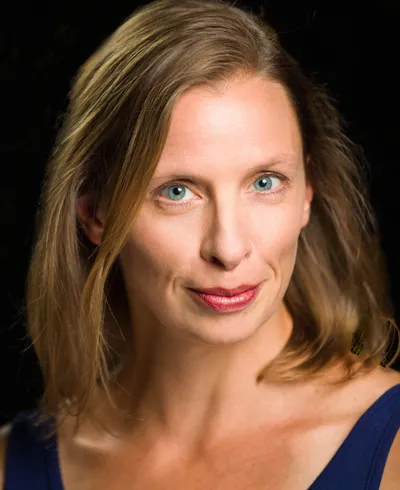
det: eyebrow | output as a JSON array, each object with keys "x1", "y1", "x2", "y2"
[{"x1": 151, "y1": 153, "x2": 300, "y2": 184}]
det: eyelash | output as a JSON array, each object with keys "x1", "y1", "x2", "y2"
[{"x1": 154, "y1": 172, "x2": 291, "y2": 208}]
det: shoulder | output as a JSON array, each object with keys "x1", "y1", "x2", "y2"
[
  {"x1": 380, "y1": 429, "x2": 400, "y2": 489},
  {"x1": 378, "y1": 366, "x2": 400, "y2": 489},
  {"x1": 0, "y1": 423, "x2": 12, "y2": 489},
  {"x1": 352, "y1": 366, "x2": 400, "y2": 489}
]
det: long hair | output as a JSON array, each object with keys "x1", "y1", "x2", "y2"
[{"x1": 25, "y1": 0, "x2": 399, "y2": 436}]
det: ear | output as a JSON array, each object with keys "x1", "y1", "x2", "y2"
[
  {"x1": 76, "y1": 194, "x2": 106, "y2": 246},
  {"x1": 301, "y1": 156, "x2": 314, "y2": 229}
]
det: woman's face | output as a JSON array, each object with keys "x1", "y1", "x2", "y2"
[{"x1": 119, "y1": 76, "x2": 313, "y2": 345}]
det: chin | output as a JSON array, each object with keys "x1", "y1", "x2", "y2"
[{"x1": 176, "y1": 312, "x2": 269, "y2": 346}]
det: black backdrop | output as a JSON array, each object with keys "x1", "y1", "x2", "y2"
[{"x1": 1, "y1": 0, "x2": 400, "y2": 425}]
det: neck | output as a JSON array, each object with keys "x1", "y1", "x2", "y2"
[{"x1": 113, "y1": 303, "x2": 294, "y2": 449}]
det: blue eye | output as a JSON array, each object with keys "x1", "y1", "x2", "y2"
[
  {"x1": 253, "y1": 175, "x2": 280, "y2": 191},
  {"x1": 164, "y1": 185, "x2": 194, "y2": 201}
]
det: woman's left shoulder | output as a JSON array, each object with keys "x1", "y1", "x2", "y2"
[
  {"x1": 380, "y1": 428, "x2": 400, "y2": 489},
  {"x1": 366, "y1": 366, "x2": 400, "y2": 490}
]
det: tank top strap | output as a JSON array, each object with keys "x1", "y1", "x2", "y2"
[
  {"x1": 310, "y1": 383, "x2": 400, "y2": 490},
  {"x1": 366, "y1": 384, "x2": 400, "y2": 489},
  {"x1": 4, "y1": 409, "x2": 63, "y2": 490}
]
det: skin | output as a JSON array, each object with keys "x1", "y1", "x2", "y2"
[{"x1": 78, "y1": 74, "x2": 313, "y2": 445}]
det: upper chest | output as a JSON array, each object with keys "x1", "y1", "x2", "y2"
[
  {"x1": 57, "y1": 414, "x2": 358, "y2": 490},
  {"x1": 56, "y1": 370, "x2": 400, "y2": 490}
]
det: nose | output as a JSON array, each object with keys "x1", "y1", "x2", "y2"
[{"x1": 200, "y1": 198, "x2": 252, "y2": 271}]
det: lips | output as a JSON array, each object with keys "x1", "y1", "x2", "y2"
[
  {"x1": 189, "y1": 283, "x2": 262, "y2": 313},
  {"x1": 189, "y1": 283, "x2": 261, "y2": 297}
]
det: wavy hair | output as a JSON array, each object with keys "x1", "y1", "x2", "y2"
[{"x1": 25, "y1": 0, "x2": 399, "y2": 436}]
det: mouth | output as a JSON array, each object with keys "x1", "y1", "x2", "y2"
[{"x1": 187, "y1": 282, "x2": 263, "y2": 313}]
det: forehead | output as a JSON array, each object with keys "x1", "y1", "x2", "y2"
[{"x1": 154, "y1": 76, "x2": 302, "y2": 177}]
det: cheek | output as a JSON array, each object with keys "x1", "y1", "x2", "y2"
[
  {"x1": 122, "y1": 214, "x2": 192, "y2": 283},
  {"x1": 252, "y1": 204, "x2": 303, "y2": 282},
  {"x1": 254, "y1": 203, "x2": 304, "y2": 252}
]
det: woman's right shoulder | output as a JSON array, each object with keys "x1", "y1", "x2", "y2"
[{"x1": 0, "y1": 423, "x2": 12, "y2": 489}]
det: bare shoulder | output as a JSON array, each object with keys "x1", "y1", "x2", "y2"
[
  {"x1": 364, "y1": 365, "x2": 400, "y2": 396},
  {"x1": 339, "y1": 360, "x2": 400, "y2": 396},
  {"x1": 347, "y1": 365, "x2": 400, "y2": 489},
  {"x1": 0, "y1": 423, "x2": 12, "y2": 489},
  {"x1": 375, "y1": 366, "x2": 400, "y2": 489}
]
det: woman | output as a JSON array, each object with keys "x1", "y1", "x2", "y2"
[{"x1": 1, "y1": 0, "x2": 400, "y2": 488}]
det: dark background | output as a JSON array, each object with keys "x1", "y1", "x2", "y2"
[{"x1": 1, "y1": 0, "x2": 400, "y2": 425}]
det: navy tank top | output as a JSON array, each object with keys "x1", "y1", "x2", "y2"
[{"x1": 3, "y1": 383, "x2": 400, "y2": 489}]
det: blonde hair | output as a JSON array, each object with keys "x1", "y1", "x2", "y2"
[{"x1": 25, "y1": 0, "x2": 398, "y2": 436}]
